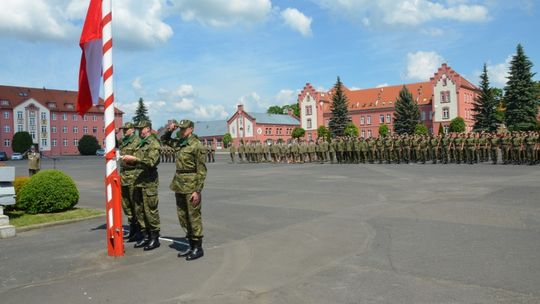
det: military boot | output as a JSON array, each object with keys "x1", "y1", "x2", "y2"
[
  {"x1": 134, "y1": 231, "x2": 150, "y2": 248},
  {"x1": 125, "y1": 223, "x2": 141, "y2": 242},
  {"x1": 177, "y1": 239, "x2": 194, "y2": 258},
  {"x1": 123, "y1": 223, "x2": 136, "y2": 240},
  {"x1": 185, "y1": 239, "x2": 204, "y2": 261},
  {"x1": 143, "y1": 231, "x2": 160, "y2": 251}
]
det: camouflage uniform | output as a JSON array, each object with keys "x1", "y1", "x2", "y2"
[
  {"x1": 27, "y1": 150, "x2": 41, "y2": 176},
  {"x1": 161, "y1": 119, "x2": 207, "y2": 260}
]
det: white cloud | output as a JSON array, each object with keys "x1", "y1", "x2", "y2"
[
  {"x1": 473, "y1": 55, "x2": 513, "y2": 88},
  {"x1": 131, "y1": 77, "x2": 143, "y2": 90},
  {"x1": 0, "y1": 0, "x2": 173, "y2": 49},
  {"x1": 405, "y1": 51, "x2": 445, "y2": 81},
  {"x1": 193, "y1": 104, "x2": 229, "y2": 119},
  {"x1": 238, "y1": 92, "x2": 269, "y2": 112},
  {"x1": 169, "y1": 0, "x2": 272, "y2": 27},
  {"x1": 280, "y1": 8, "x2": 313, "y2": 37},
  {"x1": 274, "y1": 89, "x2": 299, "y2": 105},
  {"x1": 312, "y1": 0, "x2": 489, "y2": 27},
  {"x1": 420, "y1": 27, "x2": 444, "y2": 37},
  {"x1": 376, "y1": 83, "x2": 389, "y2": 88}
]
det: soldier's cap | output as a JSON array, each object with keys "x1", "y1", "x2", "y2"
[
  {"x1": 136, "y1": 120, "x2": 152, "y2": 129},
  {"x1": 177, "y1": 119, "x2": 194, "y2": 129},
  {"x1": 120, "y1": 122, "x2": 135, "y2": 129}
]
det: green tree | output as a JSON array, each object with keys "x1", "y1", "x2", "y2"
[
  {"x1": 133, "y1": 97, "x2": 150, "y2": 125},
  {"x1": 12, "y1": 131, "x2": 33, "y2": 153},
  {"x1": 78, "y1": 135, "x2": 100, "y2": 155},
  {"x1": 504, "y1": 44, "x2": 538, "y2": 131},
  {"x1": 449, "y1": 117, "x2": 466, "y2": 133},
  {"x1": 414, "y1": 123, "x2": 429, "y2": 135},
  {"x1": 393, "y1": 86, "x2": 421, "y2": 134},
  {"x1": 317, "y1": 125, "x2": 331, "y2": 140},
  {"x1": 292, "y1": 127, "x2": 306, "y2": 139},
  {"x1": 438, "y1": 124, "x2": 444, "y2": 135},
  {"x1": 344, "y1": 122, "x2": 359, "y2": 137},
  {"x1": 378, "y1": 124, "x2": 389, "y2": 137},
  {"x1": 328, "y1": 76, "x2": 350, "y2": 137},
  {"x1": 473, "y1": 64, "x2": 498, "y2": 132},
  {"x1": 282, "y1": 103, "x2": 300, "y2": 117},
  {"x1": 223, "y1": 133, "x2": 232, "y2": 148},
  {"x1": 267, "y1": 105, "x2": 283, "y2": 114}
]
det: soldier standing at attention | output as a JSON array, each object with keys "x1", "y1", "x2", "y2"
[
  {"x1": 238, "y1": 141, "x2": 245, "y2": 163},
  {"x1": 118, "y1": 122, "x2": 142, "y2": 242},
  {"x1": 27, "y1": 145, "x2": 41, "y2": 176},
  {"x1": 489, "y1": 133, "x2": 500, "y2": 165},
  {"x1": 122, "y1": 120, "x2": 161, "y2": 251},
  {"x1": 161, "y1": 119, "x2": 207, "y2": 261},
  {"x1": 229, "y1": 142, "x2": 237, "y2": 163}
]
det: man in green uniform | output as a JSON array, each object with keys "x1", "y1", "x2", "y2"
[
  {"x1": 402, "y1": 134, "x2": 411, "y2": 164},
  {"x1": 161, "y1": 119, "x2": 207, "y2": 260},
  {"x1": 454, "y1": 133, "x2": 464, "y2": 164},
  {"x1": 229, "y1": 142, "x2": 237, "y2": 163},
  {"x1": 122, "y1": 120, "x2": 161, "y2": 251},
  {"x1": 27, "y1": 145, "x2": 41, "y2": 176},
  {"x1": 489, "y1": 133, "x2": 500, "y2": 164},
  {"x1": 393, "y1": 135, "x2": 402, "y2": 164},
  {"x1": 119, "y1": 122, "x2": 142, "y2": 242}
]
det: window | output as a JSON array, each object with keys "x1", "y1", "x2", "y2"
[
  {"x1": 41, "y1": 126, "x2": 46, "y2": 133},
  {"x1": 30, "y1": 131, "x2": 36, "y2": 139},
  {"x1": 277, "y1": 128, "x2": 282, "y2": 135},
  {"x1": 93, "y1": 127, "x2": 98, "y2": 133},
  {"x1": 83, "y1": 126, "x2": 88, "y2": 134},
  {"x1": 41, "y1": 139, "x2": 47, "y2": 147},
  {"x1": 17, "y1": 111, "x2": 23, "y2": 120},
  {"x1": 73, "y1": 139, "x2": 79, "y2": 146},
  {"x1": 368, "y1": 130, "x2": 372, "y2": 137},
  {"x1": 379, "y1": 115, "x2": 384, "y2": 124},
  {"x1": 367, "y1": 116, "x2": 371, "y2": 125},
  {"x1": 386, "y1": 114, "x2": 391, "y2": 123},
  {"x1": 360, "y1": 116, "x2": 365, "y2": 125},
  {"x1": 29, "y1": 111, "x2": 35, "y2": 117},
  {"x1": 440, "y1": 91, "x2": 451, "y2": 103},
  {"x1": 63, "y1": 139, "x2": 68, "y2": 147},
  {"x1": 29, "y1": 117, "x2": 35, "y2": 125},
  {"x1": 265, "y1": 128, "x2": 271, "y2": 135},
  {"x1": 63, "y1": 126, "x2": 67, "y2": 133},
  {"x1": 52, "y1": 126, "x2": 57, "y2": 133},
  {"x1": 62, "y1": 113, "x2": 67, "y2": 121},
  {"x1": 41, "y1": 112, "x2": 46, "y2": 120},
  {"x1": 4, "y1": 125, "x2": 10, "y2": 133},
  {"x1": 93, "y1": 115, "x2": 97, "y2": 121},
  {"x1": 4, "y1": 139, "x2": 10, "y2": 147},
  {"x1": 444, "y1": 125, "x2": 449, "y2": 134},
  {"x1": 361, "y1": 130, "x2": 365, "y2": 138},
  {"x1": 421, "y1": 111, "x2": 426, "y2": 121},
  {"x1": 83, "y1": 115, "x2": 88, "y2": 121},
  {"x1": 52, "y1": 113, "x2": 56, "y2": 120},
  {"x1": 17, "y1": 124, "x2": 23, "y2": 132},
  {"x1": 442, "y1": 77, "x2": 447, "y2": 86},
  {"x1": 3, "y1": 112, "x2": 8, "y2": 119},
  {"x1": 286, "y1": 128, "x2": 292, "y2": 135},
  {"x1": 52, "y1": 139, "x2": 57, "y2": 147},
  {"x1": 73, "y1": 126, "x2": 78, "y2": 133},
  {"x1": 72, "y1": 114, "x2": 78, "y2": 121},
  {"x1": 442, "y1": 107, "x2": 450, "y2": 120},
  {"x1": 307, "y1": 118, "x2": 312, "y2": 129},
  {"x1": 305, "y1": 105, "x2": 312, "y2": 115},
  {"x1": 0, "y1": 99, "x2": 9, "y2": 106}
]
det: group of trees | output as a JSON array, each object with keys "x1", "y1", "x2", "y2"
[{"x1": 267, "y1": 104, "x2": 300, "y2": 117}]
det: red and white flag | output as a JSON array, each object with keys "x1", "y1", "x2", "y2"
[{"x1": 77, "y1": 0, "x2": 103, "y2": 116}]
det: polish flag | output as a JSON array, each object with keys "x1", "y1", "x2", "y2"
[{"x1": 77, "y1": 0, "x2": 103, "y2": 116}]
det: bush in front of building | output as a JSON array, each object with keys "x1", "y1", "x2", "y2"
[
  {"x1": 12, "y1": 131, "x2": 33, "y2": 153},
  {"x1": 414, "y1": 123, "x2": 429, "y2": 135},
  {"x1": 317, "y1": 125, "x2": 331, "y2": 141},
  {"x1": 223, "y1": 133, "x2": 232, "y2": 148},
  {"x1": 449, "y1": 117, "x2": 466, "y2": 133},
  {"x1": 378, "y1": 124, "x2": 389, "y2": 137},
  {"x1": 78, "y1": 135, "x2": 101, "y2": 155},
  {"x1": 292, "y1": 127, "x2": 306, "y2": 139},
  {"x1": 18, "y1": 170, "x2": 79, "y2": 214},
  {"x1": 343, "y1": 122, "x2": 359, "y2": 137}
]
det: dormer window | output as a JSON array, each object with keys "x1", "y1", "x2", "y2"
[
  {"x1": 0, "y1": 99, "x2": 9, "y2": 106},
  {"x1": 65, "y1": 103, "x2": 74, "y2": 109},
  {"x1": 47, "y1": 102, "x2": 56, "y2": 108}
]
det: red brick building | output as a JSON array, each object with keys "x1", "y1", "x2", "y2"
[
  {"x1": 0, "y1": 85, "x2": 123, "y2": 157},
  {"x1": 227, "y1": 104, "x2": 300, "y2": 145},
  {"x1": 298, "y1": 64, "x2": 479, "y2": 138}
]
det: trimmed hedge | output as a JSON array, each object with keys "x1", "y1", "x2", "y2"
[
  {"x1": 18, "y1": 170, "x2": 79, "y2": 214},
  {"x1": 78, "y1": 135, "x2": 101, "y2": 155}
]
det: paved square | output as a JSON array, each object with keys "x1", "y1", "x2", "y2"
[{"x1": 1, "y1": 155, "x2": 539, "y2": 303}]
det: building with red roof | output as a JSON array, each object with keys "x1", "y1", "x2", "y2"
[
  {"x1": 298, "y1": 64, "x2": 479, "y2": 139},
  {"x1": 0, "y1": 85, "x2": 123, "y2": 157}
]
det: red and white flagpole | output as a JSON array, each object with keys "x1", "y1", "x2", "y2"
[{"x1": 102, "y1": 0, "x2": 123, "y2": 256}]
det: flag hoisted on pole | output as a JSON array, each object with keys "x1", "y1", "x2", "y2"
[{"x1": 77, "y1": 0, "x2": 124, "y2": 257}]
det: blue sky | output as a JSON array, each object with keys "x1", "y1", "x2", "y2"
[{"x1": 0, "y1": 0, "x2": 538, "y2": 127}]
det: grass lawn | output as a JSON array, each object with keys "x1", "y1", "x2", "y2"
[{"x1": 6, "y1": 208, "x2": 104, "y2": 228}]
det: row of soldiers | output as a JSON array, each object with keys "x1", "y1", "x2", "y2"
[
  {"x1": 161, "y1": 143, "x2": 216, "y2": 163},
  {"x1": 228, "y1": 131, "x2": 540, "y2": 165}
]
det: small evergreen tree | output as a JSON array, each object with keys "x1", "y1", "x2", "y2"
[
  {"x1": 292, "y1": 127, "x2": 306, "y2": 139},
  {"x1": 133, "y1": 98, "x2": 150, "y2": 125},
  {"x1": 328, "y1": 77, "x2": 350, "y2": 137},
  {"x1": 343, "y1": 122, "x2": 359, "y2": 137},
  {"x1": 393, "y1": 86, "x2": 421, "y2": 134},
  {"x1": 414, "y1": 124, "x2": 429, "y2": 135},
  {"x1": 379, "y1": 124, "x2": 389, "y2": 137},
  {"x1": 504, "y1": 44, "x2": 538, "y2": 131},
  {"x1": 473, "y1": 64, "x2": 498, "y2": 132},
  {"x1": 449, "y1": 117, "x2": 466, "y2": 133},
  {"x1": 12, "y1": 131, "x2": 33, "y2": 153},
  {"x1": 78, "y1": 135, "x2": 100, "y2": 155}
]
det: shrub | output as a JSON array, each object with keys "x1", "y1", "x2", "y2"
[
  {"x1": 292, "y1": 127, "x2": 306, "y2": 139},
  {"x1": 18, "y1": 170, "x2": 79, "y2": 214},
  {"x1": 414, "y1": 123, "x2": 429, "y2": 135},
  {"x1": 449, "y1": 117, "x2": 466, "y2": 133},
  {"x1": 223, "y1": 133, "x2": 232, "y2": 148},
  {"x1": 379, "y1": 124, "x2": 389, "y2": 137},
  {"x1": 78, "y1": 135, "x2": 100, "y2": 155},
  {"x1": 12, "y1": 131, "x2": 33, "y2": 153},
  {"x1": 343, "y1": 122, "x2": 359, "y2": 137}
]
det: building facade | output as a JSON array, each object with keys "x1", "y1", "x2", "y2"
[
  {"x1": 227, "y1": 104, "x2": 300, "y2": 144},
  {"x1": 195, "y1": 120, "x2": 228, "y2": 149},
  {"x1": 0, "y1": 85, "x2": 123, "y2": 157},
  {"x1": 298, "y1": 64, "x2": 479, "y2": 138}
]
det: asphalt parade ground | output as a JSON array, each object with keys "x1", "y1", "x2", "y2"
[{"x1": 1, "y1": 154, "x2": 539, "y2": 304}]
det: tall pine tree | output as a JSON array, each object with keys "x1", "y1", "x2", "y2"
[
  {"x1": 393, "y1": 86, "x2": 420, "y2": 134},
  {"x1": 328, "y1": 77, "x2": 350, "y2": 137},
  {"x1": 473, "y1": 64, "x2": 498, "y2": 132},
  {"x1": 504, "y1": 44, "x2": 538, "y2": 131},
  {"x1": 133, "y1": 97, "x2": 150, "y2": 124}
]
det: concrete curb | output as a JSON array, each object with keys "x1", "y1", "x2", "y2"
[{"x1": 16, "y1": 213, "x2": 104, "y2": 233}]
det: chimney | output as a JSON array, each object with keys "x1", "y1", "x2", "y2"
[{"x1": 237, "y1": 104, "x2": 244, "y2": 113}]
